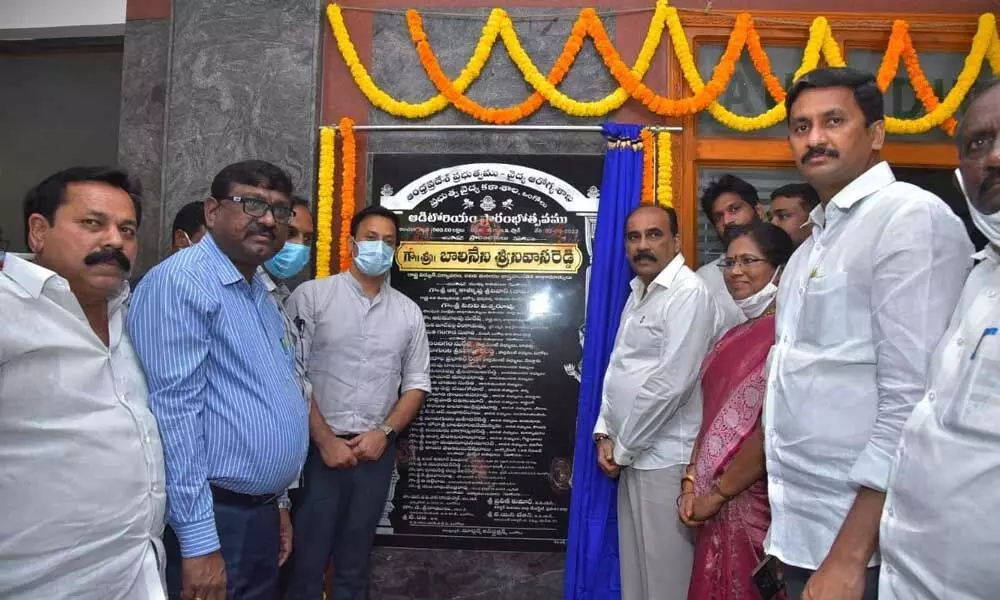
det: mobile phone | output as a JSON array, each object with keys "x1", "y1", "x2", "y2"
[{"x1": 751, "y1": 554, "x2": 784, "y2": 600}]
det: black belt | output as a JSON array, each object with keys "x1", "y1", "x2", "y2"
[
  {"x1": 336, "y1": 434, "x2": 358, "y2": 440},
  {"x1": 210, "y1": 485, "x2": 280, "y2": 507}
]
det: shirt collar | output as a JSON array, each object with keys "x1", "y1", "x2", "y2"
[
  {"x1": 345, "y1": 269, "x2": 386, "y2": 303},
  {"x1": 809, "y1": 161, "x2": 895, "y2": 227},
  {"x1": 1, "y1": 252, "x2": 130, "y2": 307},
  {"x1": 201, "y1": 233, "x2": 250, "y2": 286},
  {"x1": 630, "y1": 253, "x2": 685, "y2": 294},
  {"x1": 257, "y1": 266, "x2": 277, "y2": 292},
  {"x1": 972, "y1": 244, "x2": 1000, "y2": 263}
]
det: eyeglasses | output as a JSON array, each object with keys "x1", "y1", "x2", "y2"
[
  {"x1": 718, "y1": 256, "x2": 769, "y2": 270},
  {"x1": 221, "y1": 195, "x2": 293, "y2": 224}
]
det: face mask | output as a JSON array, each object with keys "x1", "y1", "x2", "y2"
[
  {"x1": 353, "y1": 240, "x2": 394, "y2": 277},
  {"x1": 264, "y1": 242, "x2": 311, "y2": 279},
  {"x1": 956, "y1": 167, "x2": 1000, "y2": 247},
  {"x1": 735, "y1": 268, "x2": 780, "y2": 319}
]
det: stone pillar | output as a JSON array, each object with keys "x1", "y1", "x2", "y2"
[{"x1": 119, "y1": 0, "x2": 322, "y2": 273}]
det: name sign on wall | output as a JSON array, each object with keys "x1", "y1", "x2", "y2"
[{"x1": 373, "y1": 154, "x2": 602, "y2": 552}]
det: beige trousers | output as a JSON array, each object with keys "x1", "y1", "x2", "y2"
[{"x1": 618, "y1": 464, "x2": 695, "y2": 600}]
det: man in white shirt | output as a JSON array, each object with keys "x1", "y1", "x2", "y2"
[
  {"x1": 765, "y1": 67, "x2": 972, "y2": 600},
  {"x1": 593, "y1": 204, "x2": 728, "y2": 600},
  {"x1": 695, "y1": 174, "x2": 765, "y2": 326},
  {"x1": 878, "y1": 79, "x2": 1000, "y2": 600},
  {"x1": 0, "y1": 167, "x2": 166, "y2": 599}
]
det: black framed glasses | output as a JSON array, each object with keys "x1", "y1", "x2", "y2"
[
  {"x1": 222, "y1": 195, "x2": 294, "y2": 224},
  {"x1": 718, "y1": 256, "x2": 769, "y2": 270}
]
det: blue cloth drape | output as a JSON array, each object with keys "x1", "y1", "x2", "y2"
[{"x1": 564, "y1": 123, "x2": 644, "y2": 600}]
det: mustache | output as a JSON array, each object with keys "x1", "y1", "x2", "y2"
[
  {"x1": 83, "y1": 247, "x2": 131, "y2": 271},
  {"x1": 802, "y1": 146, "x2": 839, "y2": 164},
  {"x1": 632, "y1": 250, "x2": 658, "y2": 263},
  {"x1": 980, "y1": 169, "x2": 1000, "y2": 196},
  {"x1": 244, "y1": 223, "x2": 276, "y2": 240}
]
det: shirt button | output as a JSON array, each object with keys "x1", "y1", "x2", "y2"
[
  {"x1": 887, "y1": 507, "x2": 895, "y2": 518},
  {"x1": 928, "y1": 390, "x2": 936, "y2": 401},
  {"x1": 798, "y1": 286, "x2": 805, "y2": 295},
  {"x1": 769, "y1": 475, "x2": 779, "y2": 484},
  {"x1": 956, "y1": 336, "x2": 966, "y2": 347},
  {"x1": 989, "y1": 289, "x2": 998, "y2": 299}
]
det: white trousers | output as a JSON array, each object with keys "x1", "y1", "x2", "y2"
[{"x1": 618, "y1": 464, "x2": 695, "y2": 600}]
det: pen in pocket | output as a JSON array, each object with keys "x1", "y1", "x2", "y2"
[{"x1": 971, "y1": 327, "x2": 997, "y2": 360}]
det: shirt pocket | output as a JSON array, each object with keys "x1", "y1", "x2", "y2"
[
  {"x1": 942, "y1": 334, "x2": 1000, "y2": 436},
  {"x1": 621, "y1": 313, "x2": 662, "y2": 359},
  {"x1": 797, "y1": 271, "x2": 850, "y2": 347}
]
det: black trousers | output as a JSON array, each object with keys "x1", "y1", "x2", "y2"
[
  {"x1": 781, "y1": 563, "x2": 880, "y2": 600},
  {"x1": 284, "y1": 443, "x2": 396, "y2": 600}
]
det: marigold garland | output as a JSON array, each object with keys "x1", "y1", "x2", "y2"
[
  {"x1": 407, "y1": 8, "x2": 576, "y2": 123},
  {"x1": 337, "y1": 117, "x2": 357, "y2": 273},
  {"x1": 656, "y1": 131, "x2": 673, "y2": 208},
  {"x1": 884, "y1": 12, "x2": 995, "y2": 134},
  {"x1": 329, "y1": 2, "x2": 1000, "y2": 134},
  {"x1": 640, "y1": 128, "x2": 655, "y2": 205},
  {"x1": 315, "y1": 127, "x2": 335, "y2": 279}
]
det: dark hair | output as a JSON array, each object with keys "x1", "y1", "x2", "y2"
[
  {"x1": 957, "y1": 78, "x2": 1000, "y2": 151},
  {"x1": 700, "y1": 174, "x2": 760, "y2": 223},
  {"x1": 171, "y1": 201, "x2": 205, "y2": 237},
  {"x1": 350, "y1": 205, "x2": 400, "y2": 239},
  {"x1": 291, "y1": 195, "x2": 310, "y2": 209},
  {"x1": 626, "y1": 204, "x2": 678, "y2": 236},
  {"x1": 786, "y1": 67, "x2": 884, "y2": 127},
  {"x1": 209, "y1": 160, "x2": 293, "y2": 200},
  {"x1": 723, "y1": 220, "x2": 795, "y2": 268},
  {"x1": 771, "y1": 182, "x2": 820, "y2": 211},
  {"x1": 23, "y1": 166, "x2": 143, "y2": 234}
]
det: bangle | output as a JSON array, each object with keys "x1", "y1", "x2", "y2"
[
  {"x1": 593, "y1": 433, "x2": 610, "y2": 444},
  {"x1": 675, "y1": 491, "x2": 694, "y2": 507},
  {"x1": 681, "y1": 473, "x2": 696, "y2": 486}
]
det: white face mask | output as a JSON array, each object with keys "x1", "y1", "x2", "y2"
[
  {"x1": 735, "y1": 267, "x2": 780, "y2": 319},
  {"x1": 956, "y1": 167, "x2": 1000, "y2": 247}
]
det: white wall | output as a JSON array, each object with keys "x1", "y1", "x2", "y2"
[{"x1": 0, "y1": 0, "x2": 126, "y2": 39}]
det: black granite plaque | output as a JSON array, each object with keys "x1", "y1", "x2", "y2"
[{"x1": 373, "y1": 154, "x2": 602, "y2": 552}]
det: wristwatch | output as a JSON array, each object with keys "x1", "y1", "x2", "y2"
[
  {"x1": 593, "y1": 433, "x2": 610, "y2": 444},
  {"x1": 379, "y1": 422, "x2": 398, "y2": 443},
  {"x1": 278, "y1": 497, "x2": 292, "y2": 511}
]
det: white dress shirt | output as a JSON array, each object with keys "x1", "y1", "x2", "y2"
[
  {"x1": 0, "y1": 254, "x2": 166, "y2": 599},
  {"x1": 763, "y1": 162, "x2": 972, "y2": 570},
  {"x1": 879, "y1": 246, "x2": 1000, "y2": 599},
  {"x1": 594, "y1": 254, "x2": 730, "y2": 469},
  {"x1": 696, "y1": 255, "x2": 746, "y2": 328}
]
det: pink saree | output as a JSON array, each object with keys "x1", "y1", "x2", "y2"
[{"x1": 687, "y1": 315, "x2": 776, "y2": 600}]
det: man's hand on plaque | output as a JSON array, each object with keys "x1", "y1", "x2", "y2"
[
  {"x1": 347, "y1": 430, "x2": 389, "y2": 462},
  {"x1": 596, "y1": 438, "x2": 620, "y2": 479},
  {"x1": 317, "y1": 435, "x2": 358, "y2": 469}
]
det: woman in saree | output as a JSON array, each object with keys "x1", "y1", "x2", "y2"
[{"x1": 680, "y1": 220, "x2": 795, "y2": 600}]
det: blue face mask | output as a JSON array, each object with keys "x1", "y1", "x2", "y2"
[
  {"x1": 353, "y1": 240, "x2": 394, "y2": 276},
  {"x1": 264, "y1": 242, "x2": 311, "y2": 280}
]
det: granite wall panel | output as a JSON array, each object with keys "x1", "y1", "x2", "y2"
[
  {"x1": 161, "y1": 0, "x2": 322, "y2": 246},
  {"x1": 118, "y1": 18, "x2": 169, "y2": 273}
]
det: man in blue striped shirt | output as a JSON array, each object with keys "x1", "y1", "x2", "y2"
[{"x1": 128, "y1": 160, "x2": 309, "y2": 600}]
